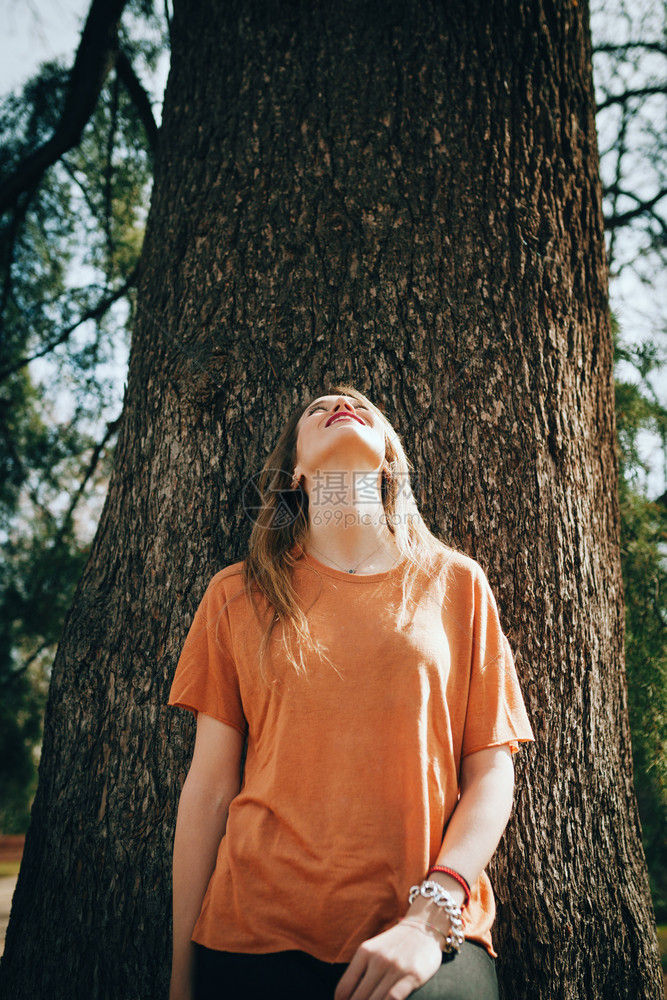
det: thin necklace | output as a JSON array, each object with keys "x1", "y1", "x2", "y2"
[{"x1": 306, "y1": 538, "x2": 398, "y2": 574}]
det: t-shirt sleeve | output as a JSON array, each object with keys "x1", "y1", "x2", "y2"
[
  {"x1": 461, "y1": 564, "x2": 535, "y2": 758},
  {"x1": 168, "y1": 576, "x2": 247, "y2": 736}
]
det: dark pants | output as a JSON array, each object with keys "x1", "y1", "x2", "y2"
[{"x1": 194, "y1": 940, "x2": 499, "y2": 1000}]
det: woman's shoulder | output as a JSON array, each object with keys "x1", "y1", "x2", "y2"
[
  {"x1": 432, "y1": 543, "x2": 484, "y2": 581},
  {"x1": 210, "y1": 558, "x2": 246, "y2": 582},
  {"x1": 204, "y1": 559, "x2": 247, "y2": 600}
]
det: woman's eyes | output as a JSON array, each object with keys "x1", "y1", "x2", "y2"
[{"x1": 310, "y1": 404, "x2": 369, "y2": 414}]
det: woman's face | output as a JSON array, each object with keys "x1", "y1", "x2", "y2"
[{"x1": 293, "y1": 394, "x2": 388, "y2": 483}]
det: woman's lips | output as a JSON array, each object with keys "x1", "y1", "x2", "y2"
[{"x1": 325, "y1": 413, "x2": 365, "y2": 428}]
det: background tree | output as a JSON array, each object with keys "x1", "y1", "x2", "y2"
[
  {"x1": 592, "y1": 0, "x2": 667, "y2": 303},
  {"x1": 614, "y1": 328, "x2": 667, "y2": 923},
  {"x1": 0, "y1": 0, "x2": 665, "y2": 998},
  {"x1": 0, "y1": 0, "x2": 165, "y2": 831},
  {"x1": 592, "y1": 0, "x2": 667, "y2": 927}
]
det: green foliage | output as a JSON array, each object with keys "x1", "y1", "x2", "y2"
[
  {"x1": 657, "y1": 925, "x2": 667, "y2": 972},
  {"x1": 615, "y1": 329, "x2": 667, "y2": 922},
  {"x1": 0, "y1": 520, "x2": 89, "y2": 833},
  {"x1": 0, "y1": 2, "x2": 169, "y2": 832}
]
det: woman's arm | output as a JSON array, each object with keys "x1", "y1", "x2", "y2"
[
  {"x1": 417, "y1": 743, "x2": 515, "y2": 910},
  {"x1": 170, "y1": 713, "x2": 245, "y2": 1000},
  {"x1": 334, "y1": 745, "x2": 516, "y2": 1000}
]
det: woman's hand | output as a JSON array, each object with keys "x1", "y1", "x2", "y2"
[{"x1": 334, "y1": 921, "x2": 443, "y2": 1000}]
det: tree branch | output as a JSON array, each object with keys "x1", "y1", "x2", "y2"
[
  {"x1": 593, "y1": 42, "x2": 667, "y2": 56},
  {"x1": 0, "y1": 0, "x2": 130, "y2": 217},
  {"x1": 597, "y1": 86, "x2": 667, "y2": 113},
  {"x1": 164, "y1": 0, "x2": 173, "y2": 42},
  {"x1": 115, "y1": 50, "x2": 160, "y2": 155},
  {"x1": 604, "y1": 187, "x2": 667, "y2": 231},
  {"x1": 53, "y1": 414, "x2": 121, "y2": 548},
  {"x1": 0, "y1": 641, "x2": 51, "y2": 691},
  {"x1": 0, "y1": 186, "x2": 39, "y2": 342},
  {"x1": 0, "y1": 415, "x2": 121, "y2": 693},
  {"x1": 0, "y1": 264, "x2": 138, "y2": 382},
  {"x1": 0, "y1": 400, "x2": 26, "y2": 485},
  {"x1": 104, "y1": 69, "x2": 120, "y2": 282},
  {"x1": 59, "y1": 157, "x2": 100, "y2": 220},
  {"x1": 605, "y1": 103, "x2": 629, "y2": 269}
]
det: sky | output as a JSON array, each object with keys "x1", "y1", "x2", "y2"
[
  {"x1": 1, "y1": 0, "x2": 90, "y2": 93},
  {"x1": 1, "y1": 0, "x2": 665, "y2": 497}
]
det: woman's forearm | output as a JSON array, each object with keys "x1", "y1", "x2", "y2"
[
  {"x1": 335, "y1": 749, "x2": 516, "y2": 1000},
  {"x1": 408, "y1": 745, "x2": 516, "y2": 916},
  {"x1": 436, "y1": 746, "x2": 515, "y2": 881},
  {"x1": 170, "y1": 777, "x2": 236, "y2": 998}
]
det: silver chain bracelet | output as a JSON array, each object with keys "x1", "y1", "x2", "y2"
[{"x1": 408, "y1": 880, "x2": 465, "y2": 953}]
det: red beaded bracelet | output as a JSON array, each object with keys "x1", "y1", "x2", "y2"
[{"x1": 427, "y1": 866, "x2": 471, "y2": 909}]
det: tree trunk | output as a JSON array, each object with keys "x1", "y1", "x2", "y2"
[{"x1": 1, "y1": 0, "x2": 662, "y2": 997}]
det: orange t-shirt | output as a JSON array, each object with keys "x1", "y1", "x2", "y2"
[{"x1": 168, "y1": 546, "x2": 535, "y2": 963}]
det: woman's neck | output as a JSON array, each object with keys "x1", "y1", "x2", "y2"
[{"x1": 303, "y1": 477, "x2": 399, "y2": 574}]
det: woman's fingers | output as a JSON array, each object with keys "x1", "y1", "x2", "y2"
[
  {"x1": 335, "y1": 959, "x2": 398, "y2": 1000},
  {"x1": 338, "y1": 957, "x2": 420, "y2": 1000},
  {"x1": 334, "y1": 925, "x2": 441, "y2": 1000},
  {"x1": 334, "y1": 943, "x2": 372, "y2": 1000},
  {"x1": 364, "y1": 967, "x2": 420, "y2": 1000}
]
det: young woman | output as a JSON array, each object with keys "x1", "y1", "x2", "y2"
[{"x1": 168, "y1": 385, "x2": 535, "y2": 1000}]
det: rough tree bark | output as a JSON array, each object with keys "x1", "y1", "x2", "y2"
[{"x1": 1, "y1": 0, "x2": 662, "y2": 998}]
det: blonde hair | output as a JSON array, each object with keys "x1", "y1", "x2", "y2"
[{"x1": 234, "y1": 382, "x2": 456, "y2": 680}]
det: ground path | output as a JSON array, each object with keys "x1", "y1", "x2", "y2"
[{"x1": 0, "y1": 874, "x2": 17, "y2": 957}]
